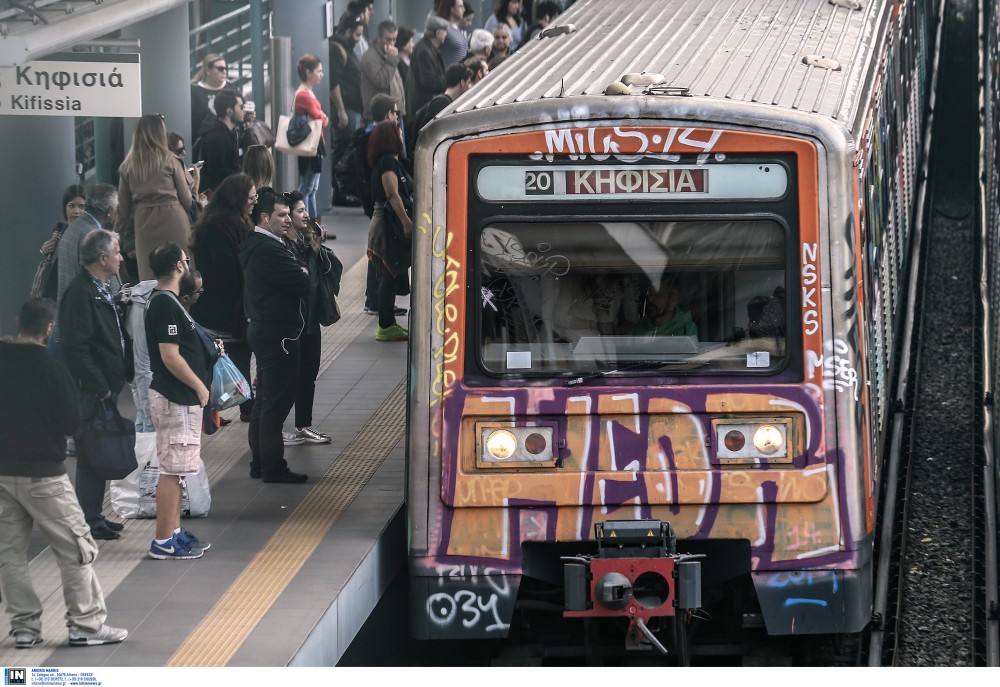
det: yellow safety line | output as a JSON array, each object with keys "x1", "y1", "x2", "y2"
[{"x1": 166, "y1": 382, "x2": 406, "y2": 666}]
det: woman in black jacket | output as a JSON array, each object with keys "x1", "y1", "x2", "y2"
[
  {"x1": 279, "y1": 191, "x2": 331, "y2": 446},
  {"x1": 190, "y1": 173, "x2": 257, "y2": 420}
]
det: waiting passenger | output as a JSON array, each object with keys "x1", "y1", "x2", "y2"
[
  {"x1": 631, "y1": 283, "x2": 698, "y2": 338},
  {"x1": 0, "y1": 299, "x2": 128, "y2": 649}
]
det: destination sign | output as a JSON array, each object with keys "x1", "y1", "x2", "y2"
[{"x1": 476, "y1": 163, "x2": 788, "y2": 202}]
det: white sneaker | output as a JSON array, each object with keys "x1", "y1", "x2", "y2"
[
  {"x1": 295, "y1": 427, "x2": 331, "y2": 444},
  {"x1": 14, "y1": 631, "x2": 39, "y2": 649},
  {"x1": 282, "y1": 431, "x2": 306, "y2": 446},
  {"x1": 68, "y1": 624, "x2": 128, "y2": 646}
]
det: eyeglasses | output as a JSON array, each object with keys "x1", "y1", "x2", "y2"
[
  {"x1": 193, "y1": 288, "x2": 205, "y2": 296},
  {"x1": 249, "y1": 194, "x2": 258, "y2": 203},
  {"x1": 181, "y1": 257, "x2": 191, "y2": 265},
  {"x1": 175, "y1": 146, "x2": 186, "y2": 154},
  {"x1": 212, "y1": 64, "x2": 228, "y2": 72},
  {"x1": 389, "y1": 108, "x2": 400, "y2": 115}
]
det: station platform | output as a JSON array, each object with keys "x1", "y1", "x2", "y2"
[{"x1": 0, "y1": 207, "x2": 408, "y2": 668}]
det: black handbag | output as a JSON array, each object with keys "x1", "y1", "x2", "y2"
[
  {"x1": 76, "y1": 397, "x2": 137, "y2": 480},
  {"x1": 317, "y1": 246, "x2": 344, "y2": 326}
]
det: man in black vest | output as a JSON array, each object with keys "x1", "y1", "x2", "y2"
[{"x1": 240, "y1": 188, "x2": 311, "y2": 483}]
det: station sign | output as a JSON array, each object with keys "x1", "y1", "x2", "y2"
[
  {"x1": 0, "y1": 52, "x2": 141, "y2": 117},
  {"x1": 476, "y1": 163, "x2": 788, "y2": 201}
]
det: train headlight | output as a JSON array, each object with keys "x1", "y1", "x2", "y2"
[
  {"x1": 477, "y1": 424, "x2": 557, "y2": 467},
  {"x1": 712, "y1": 419, "x2": 791, "y2": 464},
  {"x1": 485, "y1": 429, "x2": 517, "y2": 460},
  {"x1": 753, "y1": 425, "x2": 784, "y2": 455}
]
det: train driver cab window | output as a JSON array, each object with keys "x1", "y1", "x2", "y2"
[{"x1": 478, "y1": 219, "x2": 788, "y2": 375}]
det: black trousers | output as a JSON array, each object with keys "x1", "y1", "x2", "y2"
[
  {"x1": 247, "y1": 323, "x2": 300, "y2": 477},
  {"x1": 294, "y1": 329, "x2": 321, "y2": 429}
]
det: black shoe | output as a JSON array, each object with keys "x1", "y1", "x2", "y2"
[
  {"x1": 240, "y1": 412, "x2": 252, "y2": 423},
  {"x1": 262, "y1": 470, "x2": 308, "y2": 484},
  {"x1": 90, "y1": 524, "x2": 121, "y2": 540},
  {"x1": 394, "y1": 306, "x2": 408, "y2": 317},
  {"x1": 249, "y1": 465, "x2": 261, "y2": 479},
  {"x1": 219, "y1": 417, "x2": 233, "y2": 427},
  {"x1": 103, "y1": 519, "x2": 124, "y2": 532}
]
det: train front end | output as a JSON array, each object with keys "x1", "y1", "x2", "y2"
[{"x1": 407, "y1": 108, "x2": 874, "y2": 651}]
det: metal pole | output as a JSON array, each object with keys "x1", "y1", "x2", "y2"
[{"x1": 250, "y1": 0, "x2": 266, "y2": 107}]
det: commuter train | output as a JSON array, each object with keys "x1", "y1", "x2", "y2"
[
  {"x1": 406, "y1": 0, "x2": 940, "y2": 659},
  {"x1": 979, "y1": 0, "x2": 1000, "y2": 661}
]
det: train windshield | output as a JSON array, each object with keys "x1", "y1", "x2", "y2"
[{"x1": 478, "y1": 219, "x2": 787, "y2": 376}]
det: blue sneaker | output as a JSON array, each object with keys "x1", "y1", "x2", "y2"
[
  {"x1": 176, "y1": 529, "x2": 211, "y2": 552},
  {"x1": 148, "y1": 537, "x2": 203, "y2": 560}
]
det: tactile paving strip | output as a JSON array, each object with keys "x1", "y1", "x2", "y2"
[{"x1": 166, "y1": 381, "x2": 405, "y2": 666}]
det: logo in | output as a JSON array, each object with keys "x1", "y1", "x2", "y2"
[
  {"x1": 167, "y1": 324, "x2": 178, "y2": 336},
  {"x1": 4, "y1": 668, "x2": 26, "y2": 686}
]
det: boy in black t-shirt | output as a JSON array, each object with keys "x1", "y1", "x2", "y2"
[{"x1": 144, "y1": 242, "x2": 214, "y2": 560}]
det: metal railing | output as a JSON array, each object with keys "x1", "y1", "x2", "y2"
[{"x1": 189, "y1": 0, "x2": 272, "y2": 101}]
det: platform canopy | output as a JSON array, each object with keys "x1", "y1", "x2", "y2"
[{"x1": 0, "y1": 0, "x2": 190, "y2": 66}]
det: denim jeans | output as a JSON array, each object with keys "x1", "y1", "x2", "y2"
[{"x1": 299, "y1": 170, "x2": 321, "y2": 218}]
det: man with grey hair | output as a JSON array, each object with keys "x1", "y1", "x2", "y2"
[
  {"x1": 59, "y1": 228, "x2": 133, "y2": 542},
  {"x1": 56, "y1": 184, "x2": 119, "y2": 314},
  {"x1": 406, "y1": 15, "x2": 449, "y2": 118}
]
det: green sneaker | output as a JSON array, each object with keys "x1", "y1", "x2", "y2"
[{"x1": 376, "y1": 324, "x2": 409, "y2": 341}]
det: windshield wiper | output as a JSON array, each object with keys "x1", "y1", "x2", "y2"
[{"x1": 565, "y1": 360, "x2": 704, "y2": 386}]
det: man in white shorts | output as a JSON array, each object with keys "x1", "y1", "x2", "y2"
[{"x1": 144, "y1": 242, "x2": 214, "y2": 560}]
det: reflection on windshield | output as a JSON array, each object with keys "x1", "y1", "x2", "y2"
[{"x1": 478, "y1": 220, "x2": 787, "y2": 375}]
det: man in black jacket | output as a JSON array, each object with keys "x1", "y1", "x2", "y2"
[
  {"x1": 405, "y1": 16, "x2": 449, "y2": 124},
  {"x1": 194, "y1": 89, "x2": 245, "y2": 194},
  {"x1": 240, "y1": 188, "x2": 311, "y2": 483},
  {"x1": 0, "y1": 299, "x2": 128, "y2": 648},
  {"x1": 59, "y1": 229, "x2": 132, "y2": 541}
]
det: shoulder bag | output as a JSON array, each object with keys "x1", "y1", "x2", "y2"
[
  {"x1": 275, "y1": 113, "x2": 323, "y2": 157},
  {"x1": 76, "y1": 397, "x2": 137, "y2": 480},
  {"x1": 29, "y1": 226, "x2": 63, "y2": 299},
  {"x1": 317, "y1": 246, "x2": 344, "y2": 326}
]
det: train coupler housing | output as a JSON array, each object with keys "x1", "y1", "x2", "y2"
[{"x1": 563, "y1": 520, "x2": 703, "y2": 649}]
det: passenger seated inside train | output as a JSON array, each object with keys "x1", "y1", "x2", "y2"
[{"x1": 631, "y1": 282, "x2": 698, "y2": 339}]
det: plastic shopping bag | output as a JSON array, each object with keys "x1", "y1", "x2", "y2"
[
  {"x1": 110, "y1": 432, "x2": 158, "y2": 519},
  {"x1": 210, "y1": 353, "x2": 251, "y2": 411},
  {"x1": 109, "y1": 433, "x2": 211, "y2": 518}
]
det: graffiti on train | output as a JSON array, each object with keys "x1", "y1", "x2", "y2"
[
  {"x1": 532, "y1": 126, "x2": 725, "y2": 164},
  {"x1": 425, "y1": 566, "x2": 512, "y2": 634},
  {"x1": 807, "y1": 338, "x2": 861, "y2": 401}
]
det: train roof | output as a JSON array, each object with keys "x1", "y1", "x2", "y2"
[{"x1": 447, "y1": 0, "x2": 892, "y2": 133}]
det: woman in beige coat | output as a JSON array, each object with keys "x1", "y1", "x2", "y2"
[{"x1": 117, "y1": 113, "x2": 195, "y2": 280}]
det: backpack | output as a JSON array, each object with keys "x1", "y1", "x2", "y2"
[
  {"x1": 350, "y1": 126, "x2": 376, "y2": 218},
  {"x1": 335, "y1": 136, "x2": 363, "y2": 199},
  {"x1": 407, "y1": 94, "x2": 452, "y2": 158}
]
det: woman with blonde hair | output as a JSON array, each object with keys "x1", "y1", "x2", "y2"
[
  {"x1": 242, "y1": 144, "x2": 275, "y2": 190},
  {"x1": 191, "y1": 53, "x2": 229, "y2": 133},
  {"x1": 116, "y1": 113, "x2": 195, "y2": 280}
]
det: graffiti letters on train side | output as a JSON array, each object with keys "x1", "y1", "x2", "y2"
[
  {"x1": 806, "y1": 339, "x2": 860, "y2": 401},
  {"x1": 431, "y1": 222, "x2": 462, "y2": 407},
  {"x1": 532, "y1": 126, "x2": 724, "y2": 164},
  {"x1": 801, "y1": 242, "x2": 820, "y2": 336},
  {"x1": 426, "y1": 566, "x2": 512, "y2": 634}
]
